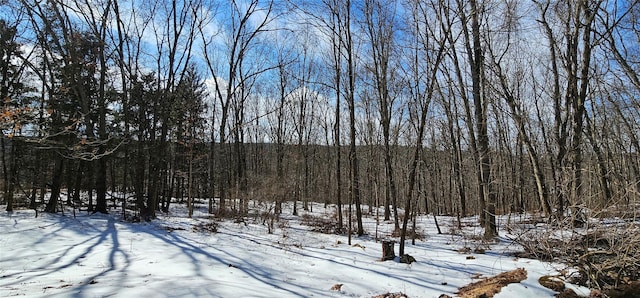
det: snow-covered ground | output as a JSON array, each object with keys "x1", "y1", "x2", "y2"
[{"x1": 0, "y1": 202, "x2": 587, "y2": 297}]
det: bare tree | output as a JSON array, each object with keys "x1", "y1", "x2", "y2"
[
  {"x1": 135, "y1": 0, "x2": 204, "y2": 219},
  {"x1": 483, "y1": 1, "x2": 552, "y2": 216},
  {"x1": 535, "y1": 0, "x2": 602, "y2": 219},
  {"x1": 363, "y1": 0, "x2": 401, "y2": 231},
  {"x1": 448, "y1": 0, "x2": 498, "y2": 238},
  {"x1": 342, "y1": 0, "x2": 364, "y2": 238},
  {"x1": 440, "y1": 0, "x2": 486, "y2": 230},
  {"x1": 398, "y1": 0, "x2": 448, "y2": 257},
  {"x1": 602, "y1": 1, "x2": 640, "y2": 197},
  {"x1": 201, "y1": 0, "x2": 279, "y2": 215},
  {"x1": 326, "y1": 0, "x2": 345, "y2": 233}
]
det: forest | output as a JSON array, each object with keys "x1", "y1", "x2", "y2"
[
  {"x1": 2, "y1": 0, "x2": 640, "y2": 296},
  {"x1": 1, "y1": 0, "x2": 639, "y2": 244}
]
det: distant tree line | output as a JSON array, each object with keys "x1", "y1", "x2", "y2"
[{"x1": 1, "y1": 0, "x2": 639, "y2": 244}]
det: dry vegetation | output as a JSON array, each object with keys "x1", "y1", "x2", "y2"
[
  {"x1": 371, "y1": 293, "x2": 409, "y2": 298},
  {"x1": 300, "y1": 212, "x2": 350, "y2": 234},
  {"x1": 512, "y1": 206, "x2": 640, "y2": 293}
]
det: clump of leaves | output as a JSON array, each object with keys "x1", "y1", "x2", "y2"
[
  {"x1": 192, "y1": 221, "x2": 218, "y2": 233},
  {"x1": 400, "y1": 254, "x2": 416, "y2": 264}
]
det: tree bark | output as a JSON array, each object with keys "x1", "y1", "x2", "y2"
[{"x1": 45, "y1": 158, "x2": 65, "y2": 213}]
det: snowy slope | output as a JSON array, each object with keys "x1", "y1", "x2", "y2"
[{"x1": 0, "y1": 203, "x2": 586, "y2": 297}]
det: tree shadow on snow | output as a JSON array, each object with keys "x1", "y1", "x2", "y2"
[
  {"x1": 0, "y1": 212, "x2": 131, "y2": 297},
  {"x1": 129, "y1": 223, "x2": 322, "y2": 297}
]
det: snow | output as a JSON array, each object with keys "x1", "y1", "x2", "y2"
[{"x1": 0, "y1": 203, "x2": 579, "y2": 297}]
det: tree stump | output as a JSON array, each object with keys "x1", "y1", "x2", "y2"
[{"x1": 382, "y1": 240, "x2": 396, "y2": 261}]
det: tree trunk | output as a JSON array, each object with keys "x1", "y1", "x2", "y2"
[
  {"x1": 381, "y1": 241, "x2": 396, "y2": 261},
  {"x1": 585, "y1": 114, "x2": 612, "y2": 204},
  {"x1": 45, "y1": 158, "x2": 65, "y2": 213},
  {"x1": 491, "y1": 60, "x2": 552, "y2": 216},
  {"x1": 2, "y1": 137, "x2": 13, "y2": 212},
  {"x1": 345, "y1": 0, "x2": 363, "y2": 237},
  {"x1": 468, "y1": 0, "x2": 496, "y2": 238},
  {"x1": 95, "y1": 157, "x2": 108, "y2": 214}
]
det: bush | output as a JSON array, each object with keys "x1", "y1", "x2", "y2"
[
  {"x1": 513, "y1": 218, "x2": 639, "y2": 290},
  {"x1": 300, "y1": 213, "x2": 343, "y2": 234}
]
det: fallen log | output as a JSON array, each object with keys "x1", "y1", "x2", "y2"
[{"x1": 456, "y1": 268, "x2": 527, "y2": 298}]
